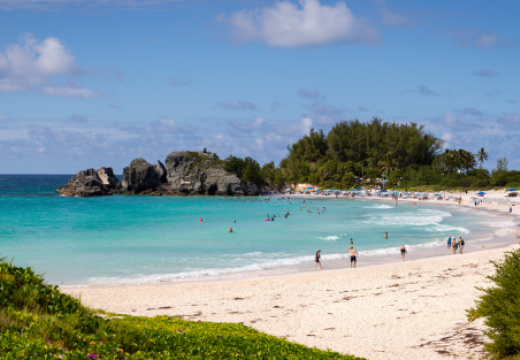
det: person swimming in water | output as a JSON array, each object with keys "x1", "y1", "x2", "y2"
[
  {"x1": 228, "y1": 227, "x2": 233, "y2": 233},
  {"x1": 199, "y1": 218, "x2": 203, "y2": 223}
]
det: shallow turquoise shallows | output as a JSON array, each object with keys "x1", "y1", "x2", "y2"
[{"x1": 0, "y1": 175, "x2": 493, "y2": 285}]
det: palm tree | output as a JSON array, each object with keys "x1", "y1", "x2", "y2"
[
  {"x1": 476, "y1": 147, "x2": 488, "y2": 169},
  {"x1": 378, "y1": 155, "x2": 397, "y2": 175}
]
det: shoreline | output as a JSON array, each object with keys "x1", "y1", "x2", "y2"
[
  {"x1": 61, "y1": 191, "x2": 520, "y2": 290},
  {"x1": 63, "y1": 242, "x2": 519, "y2": 360}
]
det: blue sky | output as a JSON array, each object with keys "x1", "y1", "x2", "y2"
[{"x1": 0, "y1": 0, "x2": 518, "y2": 174}]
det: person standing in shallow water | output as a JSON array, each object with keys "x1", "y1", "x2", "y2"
[
  {"x1": 348, "y1": 247, "x2": 359, "y2": 268},
  {"x1": 400, "y1": 245, "x2": 407, "y2": 261},
  {"x1": 314, "y1": 250, "x2": 322, "y2": 269},
  {"x1": 350, "y1": 238, "x2": 353, "y2": 245},
  {"x1": 384, "y1": 231, "x2": 388, "y2": 240}
]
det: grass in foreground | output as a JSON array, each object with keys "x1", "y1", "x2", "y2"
[{"x1": 0, "y1": 258, "x2": 365, "y2": 360}]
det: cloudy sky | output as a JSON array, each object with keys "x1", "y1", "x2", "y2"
[{"x1": 0, "y1": 0, "x2": 518, "y2": 174}]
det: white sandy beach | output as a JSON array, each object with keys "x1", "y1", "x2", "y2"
[{"x1": 63, "y1": 190, "x2": 520, "y2": 360}]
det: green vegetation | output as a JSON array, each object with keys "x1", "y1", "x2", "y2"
[
  {"x1": 1, "y1": 258, "x2": 362, "y2": 359},
  {"x1": 223, "y1": 155, "x2": 264, "y2": 186},
  {"x1": 467, "y1": 247, "x2": 520, "y2": 358},
  {"x1": 221, "y1": 118, "x2": 520, "y2": 190}
]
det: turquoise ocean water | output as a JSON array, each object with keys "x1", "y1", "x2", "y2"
[{"x1": 0, "y1": 175, "x2": 497, "y2": 286}]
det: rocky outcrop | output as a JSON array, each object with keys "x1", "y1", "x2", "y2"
[
  {"x1": 56, "y1": 151, "x2": 272, "y2": 197},
  {"x1": 97, "y1": 167, "x2": 122, "y2": 192},
  {"x1": 164, "y1": 151, "x2": 258, "y2": 195},
  {"x1": 121, "y1": 158, "x2": 160, "y2": 193},
  {"x1": 56, "y1": 168, "x2": 121, "y2": 197}
]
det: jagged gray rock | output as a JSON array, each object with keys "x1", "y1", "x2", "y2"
[
  {"x1": 97, "y1": 167, "x2": 122, "y2": 192},
  {"x1": 56, "y1": 168, "x2": 121, "y2": 197},
  {"x1": 164, "y1": 151, "x2": 259, "y2": 195},
  {"x1": 121, "y1": 158, "x2": 161, "y2": 193}
]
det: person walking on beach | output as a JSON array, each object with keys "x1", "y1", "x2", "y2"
[
  {"x1": 447, "y1": 236, "x2": 452, "y2": 250},
  {"x1": 510, "y1": 206, "x2": 513, "y2": 215},
  {"x1": 348, "y1": 247, "x2": 359, "y2": 268},
  {"x1": 315, "y1": 250, "x2": 322, "y2": 269},
  {"x1": 400, "y1": 245, "x2": 407, "y2": 261},
  {"x1": 459, "y1": 237, "x2": 465, "y2": 254}
]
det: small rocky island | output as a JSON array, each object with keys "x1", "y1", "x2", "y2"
[{"x1": 56, "y1": 150, "x2": 279, "y2": 197}]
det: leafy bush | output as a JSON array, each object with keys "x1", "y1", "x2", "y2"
[
  {"x1": 468, "y1": 248, "x2": 520, "y2": 357},
  {"x1": 0, "y1": 257, "x2": 364, "y2": 359}
]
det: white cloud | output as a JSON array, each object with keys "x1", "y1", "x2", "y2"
[
  {"x1": 301, "y1": 117, "x2": 313, "y2": 134},
  {"x1": 218, "y1": 0, "x2": 379, "y2": 47},
  {"x1": 0, "y1": 114, "x2": 9, "y2": 120},
  {"x1": 0, "y1": 34, "x2": 100, "y2": 98}
]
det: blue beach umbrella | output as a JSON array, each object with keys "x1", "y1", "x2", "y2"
[
  {"x1": 506, "y1": 188, "x2": 517, "y2": 192},
  {"x1": 476, "y1": 191, "x2": 486, "y2": 195},
  {"x1": 306, "y1": 186, "x2": 314, "y2": 189}
]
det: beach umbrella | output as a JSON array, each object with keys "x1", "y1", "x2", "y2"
[
  {"x1": 476, "y1": 191, "x2": 486, "y2": 195},
  {"x1": 434, "y1": 193, "x2": 441, "y2": 196},
  {"x1": 506, "y1": 188, "x2": 517, "y2": 192},
  {"x1": 306, "y1": 186, "x2": 314, "y2": 189},
  {"x1": 316, "y1": 188, "x2": 322, "y2": 191}
]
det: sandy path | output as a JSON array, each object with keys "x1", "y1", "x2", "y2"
[{"x1": 64, "y1": 243, "x2": 517, "y2": 360}]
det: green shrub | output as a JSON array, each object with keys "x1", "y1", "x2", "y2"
[
  {"x1": 0, "y1": 258, "x2": 364, "y2": 359},
  {"x1": 468, "y1": 248, "x2": 520, "y2": 357}
]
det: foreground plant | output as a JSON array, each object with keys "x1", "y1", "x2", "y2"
[
  {"x1": 468, "y1": 247, "x2": 520, "y2": 358},
  {"x1": 0, "y1": 257, "x2": 364, "y2": 359}
]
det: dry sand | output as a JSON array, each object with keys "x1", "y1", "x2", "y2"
[{"x1": 63, "y1": 190, "x2": 520, "y2": 360}]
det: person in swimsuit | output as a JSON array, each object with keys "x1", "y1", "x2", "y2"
[
  {"x1": 447, "y1": 236, "x2": 452, "y2": 250},
  {"x1": 315, "y1": 250, "x2": 322, "y2": 269},
  {"x1": 348, "y1": 247, "x2": 359, "y2": 268},
  {"x1": 228, "y1": 227, "x2": 233, "y2": 233},
  {"x1": 459, "y1": 237, "x2": 465, "y2": 254},
  {"x1": 385, "y1": 231, "x2": 388, "y2": 240},
  {"x1": 400, "y1": 245, "x2": 407, "y2": 261},
  {"x1": 199, "y1": 218, "x2": 203, "y2": 223},
  {"x1": 452, "y1": 238, "x2": 458, "y2": 254},
  {"x1": 350, "y1": 238, "x2": 353, "y2": 245}
]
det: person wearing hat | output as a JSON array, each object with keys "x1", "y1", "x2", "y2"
[
  {"x1": 400, "y1": 244, "x2": 407, "y2": 261},
  {"x1": 314, "y1": 250, "x2": 322, "y2": 269}
]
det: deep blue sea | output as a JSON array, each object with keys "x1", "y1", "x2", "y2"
[{"x1": 0, "y1": 175, "x2": 495, "y2": 286}]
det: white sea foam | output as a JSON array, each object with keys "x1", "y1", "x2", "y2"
[
  {"x1": 362, "y1": 209, "x2": 453, "y2": 226},
  {"x1": 426, "y1": 224, "x2": 470, "y2": 234},
  {"x1": 85, "y1": 240, "x2": 450, "y2": 285},
  {"x1": 86, "y1": 254, "x2": 314, "y2": 285},
  {"x1": 316, "y1": 235, "x2": 340, "y2": 241},
  {"x1": 364, "y1": 204, "x2": 393, "y2": 209}
]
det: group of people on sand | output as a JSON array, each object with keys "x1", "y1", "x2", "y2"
[
  {"x1": 314, "y1": 239, "x2": 409, "y2": 270},
  {"x1": 447, "y1": 235, "x2": 465, "y2": 254}
]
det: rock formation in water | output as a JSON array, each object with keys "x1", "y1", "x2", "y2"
[
  {"x1": 56, "y1": 167, "x2": 122, "y2": 197},
  {"x1": 56, "y1": 150, "x2": 277, "y2": 196}
]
